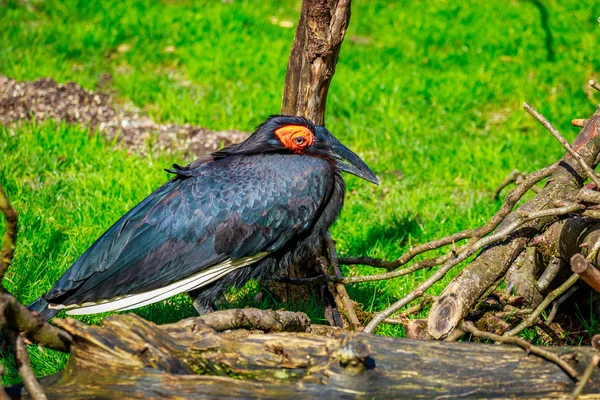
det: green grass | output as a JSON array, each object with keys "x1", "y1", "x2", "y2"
[{"x1": 1, "y1": 0, "x2": 600, "y2": 383}]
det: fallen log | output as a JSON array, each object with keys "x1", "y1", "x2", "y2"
[{"x1": 6, "y1": 313, "x2": 600, "y2": 399}]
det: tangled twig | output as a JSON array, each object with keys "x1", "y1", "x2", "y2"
[
  {"x1": 461, "y1": 321, "x2": 578, "y2": 380},
  {"x1": 505, "y1": 273, "x2": 580, "y2": 337},
  {"x1": 364, "y1": 203, "x2": 584, "y2": 333}
]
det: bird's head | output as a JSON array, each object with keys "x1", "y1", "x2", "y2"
[{"x1": 219, "y1": 115, "x2": 378, "y2": 185}]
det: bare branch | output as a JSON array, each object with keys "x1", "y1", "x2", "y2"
[
  {"x1": 194, "y1": 308, "x2": 310, "y2": 332},
  {"x1": 324, "y1": 233, "x2": 363, "y2": 330},
  {"x1": 505, "y1": 273, "x2": 580, "y2": 337},
  {"x1": 0, "y1": 294, "x2": 72, "y2": 352},
  {"x1": 493, "y1": 169, "x2": 521, "y2": 200},
  {"x1": 382, "y1": 295, "x2": 435, "y2": 325},
  {"x1": 545, "y1": 285, "x2": 578, "y2": 324},
  {"x1": 0, "y1": 185, "x2": 18, "y2": 280},
  {"x1": 524, "y1": 102, "x2": 600, "y2": 189},
  {"x1": 577, "y1": 187, "x2": 600, "y2": 204},
  {"x1": 340, "y1": 163, "x2": 556, "y2": 270},
  {"x1": 570, "y1": 253, "x2": 600, "y2": 293},
  {"x1": 364, "y1": 203, "x2": 583, "y2": 333},
  {"x1": 6, "y1": 330, "x2": 47, "y2": 400},
  {"x1": 461, "y1": 321, "x2": 578, "y2": 380},
  {"x1": 590, "y1": 80, "x2": 600, "y2": 92}
]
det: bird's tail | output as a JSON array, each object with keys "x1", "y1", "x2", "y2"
[{"x1": 27, "y1": 297, "x2": 59, "y2": 321}]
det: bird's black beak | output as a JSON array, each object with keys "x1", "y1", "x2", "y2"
[{"x1": 328, "y1": 139, "x2": 379, "y2": 185}]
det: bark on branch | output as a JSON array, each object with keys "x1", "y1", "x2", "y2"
[{"x1": 281, "y1": 0, "x2": 351, "y2": 125}]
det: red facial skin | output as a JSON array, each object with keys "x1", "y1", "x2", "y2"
[{"x1": 275, "y1": 125, "x2": 315, "y2": 153}]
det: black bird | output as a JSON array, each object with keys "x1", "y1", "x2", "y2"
[{"x1": 29, "y1": 115, "x2": 378, "y2": 320}]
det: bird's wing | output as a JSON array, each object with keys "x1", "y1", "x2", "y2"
[{"x1": 44, "y1": 155, "x2": 333, "y2": 314}]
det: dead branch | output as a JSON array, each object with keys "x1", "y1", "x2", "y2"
[
  {"x1": 493, "y1": 169, "x2": 522, "y2": 199},
  {"x1": 546, "y1": 285, "x2": 579, "y2": 324},
  {"x1": 505, "y1": 273, "x2": 580, "y2": 337},
  {"x1": 524, "y1": 102, "x2": 600, "y2": 189},
  {"x1": 0, "y1": 185, "x2": 17, "y2": 281},
  {"x1": 493, "y1": 170, "x2": 542, "y2": 199},
  {"x1": 382, "y1": 295, "x2": 435, "y2": 325},
  {"x1": 0, "y1": 294, "x2": 72, "y2": 352},
  {"x1": 578, "y1": 187, "x2": 600, "y2": 204},
  {"x1": 590, "y1": 80, "x2": 600, "y2": 92},
  {"x1": 6, "y1": 331, "x2": 47, "y2": 400},
  {"x1": 571, "y1": 253, "x2": 600, "y2": 292},
  {"x1": 341, "y1": 162, "x2": 556, "y2": 272},
  {"x1": 365, "y1": 203, "x2": 583, "y2": 333},
  {"x1": 8, "y1": 313, "x2": 599, "y2": 399},
  {"x1": 324, "y1": 233, "x2": 362, "y2": 330},
  {"x1": 194, "y1": 308, "x2": 310, "y2": 332},
  {"x1": 461, "y1": 321, "x2": 578, "y2": 380},
  {"x1": 536, "y1": 256, "x2": 562, "y2": 293}
]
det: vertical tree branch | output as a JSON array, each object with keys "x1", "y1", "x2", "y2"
[
  {"x1": 281, "y1": 0, "x2": 351, "y2": 125},
  {"x1": 0, "y1": 185, "x2": 17, "y2": 280},
  {"x1": 6, "y1": 331, "x2": 48, "y2": 400}
]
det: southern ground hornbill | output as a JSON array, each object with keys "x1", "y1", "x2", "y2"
[{"x1": 29, "y1": 115, "x2": 378, "y2": 319}]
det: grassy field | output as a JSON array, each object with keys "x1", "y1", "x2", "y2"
[{"x1": 1, "y1": 0, "x2": 600, "y2": 383}]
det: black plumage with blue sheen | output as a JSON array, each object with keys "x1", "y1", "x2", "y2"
[{"x1": 28, "y1": 115, "x2": 378, "y2": 320}]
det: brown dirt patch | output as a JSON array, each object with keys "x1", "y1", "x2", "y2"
[{"x1": 0, "y1": 76, "x2": 247, "y2": 157}]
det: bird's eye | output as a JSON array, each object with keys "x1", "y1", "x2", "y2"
[{"x1": 293, "y1": 136, "x2": 306, "y2": 146}]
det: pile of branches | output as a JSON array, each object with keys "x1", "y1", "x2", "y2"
[{"x1": 285, "y1": 81, "x2": 600, "y2": 346}]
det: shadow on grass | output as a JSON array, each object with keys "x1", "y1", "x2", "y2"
[
  {"x1": 525, "y1": 0, "x2": 555, "y2": 62},
  {"x1": 345, "y1": 214, "x2": 422, "y2": 256}
]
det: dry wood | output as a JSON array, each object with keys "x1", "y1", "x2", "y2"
[
  {"x1": 571, "y1": 253, "x2": 600, "y2": 293},
  {"x1": 195, "y1": 308, "x2": 311, "y2": 332},
  {"x1": 428, "y1": 107, "x2": 600, "y2": 339},
  {"x1": 5, "y1": 313, "x2": 600, "y2": 399},
  {"x1": 323, "y1": 234, "x2": 363, "y2": 330},
  {"x1": 578, "y1": 187, "x2": 600, "y2": 204},
  {"x1": 572, "y1": 335, "x2": 600, "y2": 399},
  {"x1": 505, "y1": 273, "x2": 580, "y2": 337},
  {"x1": 5, "y1": 331, "x2": 47, "y2": 400},
  {"x1": 366, "y1": 203, "x2": 583, "y2": 333},
  {"x1": 0, "y1": 185, "x2": 17, "y2": 280}
]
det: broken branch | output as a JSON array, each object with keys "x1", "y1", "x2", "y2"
[{"x1": 570, "y1": 253, "x2": 600, "y2": 293}]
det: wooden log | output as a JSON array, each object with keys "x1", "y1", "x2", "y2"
[
  {"x1": 6, "y1": 313, "x2": 600, "y2": 399},
  {"x1": 428, "y1": 108, "x2": 600, "y2": 339}
]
